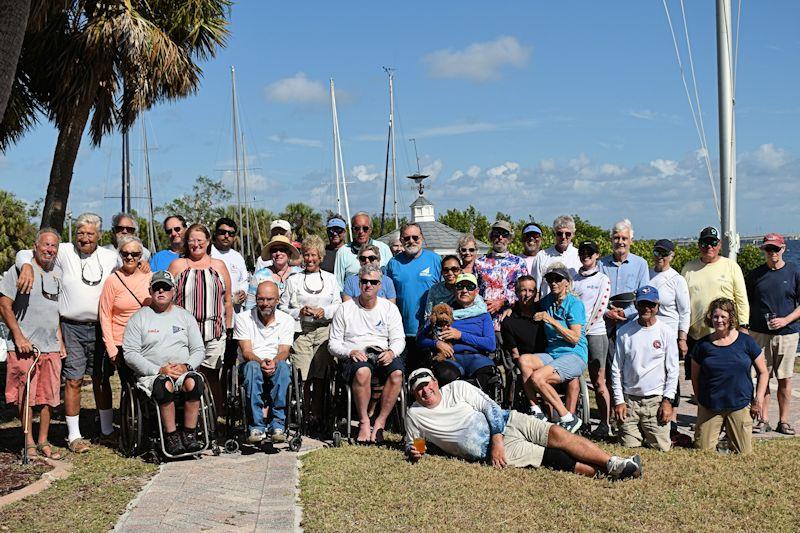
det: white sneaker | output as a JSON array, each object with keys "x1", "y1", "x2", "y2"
[
  {"x1": 248, "y1": 428, "x2": 266, "y2": 443},
  {"x1": 558, "y1": 417, "x2": 582, "y2": 434},
  {"x1": 270, "y1": 428, "x2": 286, "y2": 443},
  {"x1": 607, "y1": 454, "x2": 642, "y2": 480}
]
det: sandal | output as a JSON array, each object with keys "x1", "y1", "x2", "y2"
[
  {"x1": 68, "y1": 438, "x2": 91, "y2": 454},
  {"x1": 372, "y1": 428, "x2": 385, "y2": 445},
  {"x1": 37, "y1": 441, "x2": 63, "y2": 460},
  {"x1": 24, "y1": 444, "x2": 38, "y2": 458},
  {"x1": 776, "y1": 422, "x2": 796, "y2": 435}
]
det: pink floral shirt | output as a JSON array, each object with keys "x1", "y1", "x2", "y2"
[{"x1": 475, "y1": 252, "x2": 528, "y2": 329}]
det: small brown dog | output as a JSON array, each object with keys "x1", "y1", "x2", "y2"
[{"x1": 430, "y1": 303, "x2": 455, "y2": 362}]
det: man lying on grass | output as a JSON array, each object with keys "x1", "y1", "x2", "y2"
[{"x1": 405, "y1": 368, "x2": 642, "y2": 480}]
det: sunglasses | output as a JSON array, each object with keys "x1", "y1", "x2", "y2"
[
  {"x1": 700, "y1": 240, "x2": 719, "y2": 248},
  {"x1": 120, "y1": 251, "x2": 143, "y2": 259},
  {"x1": 556, "y1": 231, "x2": 573, "y2": 238},
  {"x1": 40, "y1": 274, "x2": 60, "y2": 302},
  {"x1": 455, "y1": 282, "x2": 477, "y2": 291},
  {"x1": 359, "y1": 278, "x2": 381, "y2": 286},
  {"x1": 459, "y1": 247, "x2": 476, "y2": 253},
  {"x1": 442, "y1": 266, "x2": 461, "y2": 273},
  {"x1": 354, "y1": 226, "x2": 371, "y2": 233},
  {"x1": 544, "y1": 275, "x2": 565, "y2": 284},
  {"x1": 272, "y1": 248, "x2": 290, "y2": 255},
  {"x1": 151, "y1": 283, "x2": 174, "y2": 293},
  {"x1": 216, "y1": 229, "x2": 236, "y2": 237},
  {"x1": 637, "y1": 301, "x2": 658, "y2": 308},
  {"x1": 653, "y1": 249, "x2": 671, "y2": 258},
  {"x1": 490, "y1": 230, "x2": 510, "y2": 239},
  {"x1": 81, "y1": 260, "x2": 103, "y2": 286},
  {"x1": 327, "y1": 227, "x2": 345, "y2": 234},
  {"x1": 524, "y1": 233, "x2": 541, "y2": 240},
  {"x1": 358, "y1": 255, "x2": 379, "y2": 263},
  {"x1": 114, "y1": 225, "x2": 135, "y2": 234},
  {"x1": 763, "y1": 245, "x2": 782, "y2": 253},
  {"x1": 166, "y1": 226, "x2": 183, "y2": 234},
  {"x1": 402, "y1": 235, "x2": 421, "y2": 242}
]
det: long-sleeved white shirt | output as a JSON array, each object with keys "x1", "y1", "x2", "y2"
[
  {"x1": 279, "y1": 269, "x2": 341, "y2": 332},
  {"x1": 328, "y1": 297, "x2": 405, "y2": 360},
  {"x1": 649, "y1": 267, "x2": 690, "y2": 337},
  {"x1": 572, "y1": 269, "x2": 611, "y2": 335},
  {"x1": 610, "y1": 318, "x2": 678, "y2": 405}
]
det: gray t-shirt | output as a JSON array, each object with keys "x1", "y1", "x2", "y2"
[
  {"x1": 122, "y1": 305, "x2": 206, "y2": 377},
  {"x1": 0, "y1": 264, "x2": 62, "y2": 353}
]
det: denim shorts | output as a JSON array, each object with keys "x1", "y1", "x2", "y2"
[{"x1": 537, "y1": 353, "x2": 586, "y2": 382}]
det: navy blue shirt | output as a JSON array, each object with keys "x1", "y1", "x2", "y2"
[
  {"x1": 692, "y1": 333, "x2": 762, "y2": 411},
  {"x1": 745, "y1": 262, "x2": 800, "y2": 335}
]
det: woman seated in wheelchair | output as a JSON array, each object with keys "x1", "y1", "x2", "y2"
[
  {"x1": 417, "y1": 273, "x2": 496, "y2": 391},
  {"x1": 122, "y1": 271, "x2": 207, "y2": 456}
]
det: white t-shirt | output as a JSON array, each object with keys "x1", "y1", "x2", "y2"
[
  {"x1": 233, "y1": 308, "x2": 295, "y2": 362},
  {"x1": 17, "y1": 243, "x2": 118, "y2": 322},
  {"x1": 610, "y1": 318, "x2": 679, "y2": 405},
  {"x1": 211, "y1": 246, "x2": 249, "y2": 294},
  {"x1": 649, "y1": 268, "x2": 690, "y2": 337},
  {"x1": 279, "y1": 269, "x2": 341, "y2": 332},
  {"x1": 531, "y1": 244, "x2": 582, "y2": 297},
  {"x1": 572, "y1": 269, "x2": 611, "y2": 336},
  {"x1": 328, "y1": 297, "x2": 406, "y2": 360}
]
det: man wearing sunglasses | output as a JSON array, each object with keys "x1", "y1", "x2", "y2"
[
  {"x1": 321, "y1": 216, "x2": 348, "y2": 273},
  {"x1": 474, "y1": 220, "x2": 528, "y2": 330},
  {"x1": 14, "y1": 212, "x2": 119, "y2": 453},
  {"x1": 387, "y1": 223, "x2": 441, "y2": 371},
  {"x1": 211, "y1": 217, "x2": 249, "y2": 312},
  {"x1": 149, "y1": 215, "x2": 187, "y2": 272},
  {"x1": 333, "y1": 212, "x2": 392, "y2": 291},
  {"x1": 745, "y1": 233, "x2": 800, "y2": 435},
  {"x1": 103, "y1": 212, "x2": 151, "y2": 269},
  {"x1": 682, "y1": 226, "x2": 749, "y2": 374},
  {"x1": 530, "y1": 215, "x2": 582, "y2": 298},
  {"x1": 518, "y1": 223, "x2": 543, "y2": 276}
]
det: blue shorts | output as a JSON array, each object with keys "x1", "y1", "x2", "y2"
[
  {"x1": 342, "y1": 356, "x2": 405, "y2": 384},
  {"x1": 537, "y1": 353, "x2": 586, "y2": 382}
]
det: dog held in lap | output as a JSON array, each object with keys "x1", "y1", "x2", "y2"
[{"x1": 430, "y1": 303, "x2": 455, "y2": 362}]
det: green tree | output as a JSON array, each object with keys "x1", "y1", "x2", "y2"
[
  {"x1": 4, "y1": 1, "x2": 230, "y2": 231},
  {"x1": 280, "y1": 203, "x2": 323, "y2": 241},
  {"x1": 0, "y1": 189, "x2": 36, "y2": 272},
  {"x1": 440, "y1": 205, "x2": 491, "y2": 240},
  {"x1": 0, "y1": 0, "x2": 31, "y2": 128},
  {"x1": 371, "y1": 215, "x2": 408, "y2": 239},
  {"x1": 737, "y1": 245, "x2": 762, "y2": 276},
  {"x1": 157, "y1": 176, "x2": 232, "y2": 229}
]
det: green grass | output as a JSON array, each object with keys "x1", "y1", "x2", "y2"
[{"x1": 300, "y1": 437, "x2": 800, "y2": 532}]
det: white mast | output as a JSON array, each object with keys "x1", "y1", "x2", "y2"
[
  {"x1": 231, "y1": 66, "x2": 244, "y2": 253},
  {"x1": 141, "y1": 120, "x2": 159, "y2": 252},
  {"x1": 330, "y1": 79, "x2": 353, "y2": 241},
  {"x1": 387, "y1": 68, "x2": 399, "y2": 229},
  {"x1": 241, "y1": 131, "x2": 253, "y2": 261},
  {"x1": 716, "y1": 0, "x2": 737, "y2": 259}
]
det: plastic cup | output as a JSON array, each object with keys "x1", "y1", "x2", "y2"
[
  {"x1": 412, "y1": 437, "x2": 426, "y2": 454},
  {"x1": 765, "y1": 313, "x2": 778, "y2": 330}
]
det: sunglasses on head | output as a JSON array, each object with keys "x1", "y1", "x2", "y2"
[
  {"x1": 402, "y1": 234, "x2": 421, "y2": 242},
  {"x1": 459, "y1": 247, "x2": 476, "y2": 253},
  {"x1": 151, "y1": 282, "x2": 173, "y2": 292},
  {"x1": 442, "y1": 266, "x2": 461, "y2": 273},
  {"x1": 556, "y1": 231, "x2": 573, "y2": 238},
  {"x1": 120, "y1": 251, "x2": 142, "y2": 259},
  {"x1": 354, "y1": 225, "x2": 371, "y2": 233},
  {"x1": 359, "y1": 278, "x2": 381, "y2": 286},
  {"x1": 114, "y1": 225, "x2": 135, "y2": 234},
  {"x1": 166, "y1": 226, "x2": 183, "y2": 234},
  {"x1": 700, "y1": 239, "x2": 719, "y2": 248},
  {"x1": 763, "y1": 245, "x2": 782, "y2": 253},
  {"x1": 216, "y1": 229, "x2": 236, "y2": 237},
  {"x1": 455, "y1": 281, "x2": 477, "y2": 291},
  {"x1": 358, "y1": 255, "x2": 379, "y2": 263}
]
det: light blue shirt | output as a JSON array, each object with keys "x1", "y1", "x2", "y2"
[
  {"x1": 149, "y1": 249, "x2": 180, "y2": 272},
  {"x1": 540, "y1": 292, "x2": 588, "y2": 362},
  {"x1": 342, "y1": 273, "x2": 396, "y2": 300},
  {"x1": 386, "y1": 249, "x2": 442, "y2": 336},
  {"x1": 599, "y1": 252, "x2": 650, "y2": 320}
]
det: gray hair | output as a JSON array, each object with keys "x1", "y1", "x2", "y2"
[
  {"x1": 358, "y1": 263, "x2": 382, "y2": 278},
  {"x1": 611, "y1": 218, "x2": 634, "y2": 239},
  {"x1": 358, "y1": 243, "x2": 381, "y2": 262},
  {"x1": 75, "y1": 212, "x2": 102, "y2": 232},
  {"x1": 351, "y1": 211, "x2": 372, "y2": 226},
  {"x1": 386, "y1": 230, "x2": 401, "y2": 243},
  {"x1": 457, "y1": 233, "x2": 476, "y2": 250},
  {"x1": 36, "y1": 227, "x2": 61, "y2": 243},
  {"x1": 117, "y1": 235, "x2": 143, "y2": 252},
  {"x1": 400, "y1": 222, "x2": 424, "y2": 239},
  {"x1": 546, "y1": 261, "x2": 573, "y2": 291},
  {"x1": 112, "y1": 212, "x2": 138, "y2": 233},
  {"x1": 552, "y1": 215, "x2": 575, "y2": 233}
]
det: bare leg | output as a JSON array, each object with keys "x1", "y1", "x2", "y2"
[
  {"x1": 518, "y1": 354, "x2": 544, "y2": 405},
  {"x1": 64, "y1": 379, "x2": 82, "y2": 417},
  {"x1": 589, "y1": 363, "x2": 610, "y2": 426},
  {"x1": 92, "y1": 376, "x2": 113, "y2": 411},
  {"x1": 18, "y1": 402, "x2": 35, "y2": 447},
  {"x1": 761, "y1": 382, "x2": 771, "y2": 422},
  {"x1": 160, "y1": 380, "x2": 177, "y2": 433},
  {"x1": 352, "y1": 367, "x2": 372, "y2": 441},
  {"x1": 37, "y1": 405, "x2": 53, "y2": 444},
  {"x1": 777, "y1": 378, "x2": 792, "y2": 424},
  {"x1": 546, "y1": 424, "x2": 610, "y2": 472},
  {"x1": 182, "y1": 377, "x2": 200, "y2": 428},
  {"x1": 532, "y1": 367, "x2": 569, "y2": 418},
  {"x1": 372, "y1": 370, "x2": 402, "y2": 437},
  {"x1": 565, "y1": 379, "x2": 579, "y2": 414}
]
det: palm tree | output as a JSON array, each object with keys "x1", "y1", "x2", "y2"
[
  {"x1": 280, "y1": 203, "x2": 323, "y2": 241},
  {"x1": 0, "y1": 0, "x2": 30, "y2": 123},
  {"x1": 7, "y1": 1, "x2": 230, "y2": 231}
]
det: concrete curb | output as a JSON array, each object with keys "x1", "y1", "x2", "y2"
[
  {"x1": 0, "y1": 458, "x2": 74, "y2": 510},
  {"x1": 113, "y1": 463, "x2": 164, "y2": 531},
  {"x1": 294, "y1": 440, "x2": 327, "y2": 532}
]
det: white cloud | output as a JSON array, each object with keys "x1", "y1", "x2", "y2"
[
  {"x1": 267, "y1": 134, "x2": 322, "y2": 148},
  {"x1": 650, "y1": 159, "x2": 679, "y2": 176},
  {"x1": 421, "y1": 159, "x2": 443, "y2": 181},
  {"x1": 467, "y1": 165, "x2": 481, "y2": 178},
  {"x1": 449, "y1": 170, "x2": 465, "y2": 182},
  {"x1": 264, "y1": 73, "x2": 327, "y2": 104},
  {"x1": 357, "y1": 119, "x2": 537, "y2": 142},
  {"x1": 539, "y1": 159, "x2": 556, "y2": 172},
  {"x1": 600, "y1": 163, "x2": 624, "y2": 176},
  {"x1": 744, "y1": 143, "x2": 789, "y2": 170},
  {"x1": 351, "y1": 164, "x2": 380, "y2": 182},
  {"x1": 422, "y1": 36, "x2": 532, "y2": 82},
  {"x1": 628, "y1": 109, "x2": 681, "y2": 123}
]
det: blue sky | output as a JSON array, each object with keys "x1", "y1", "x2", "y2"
[{"x1": 2, "y1": 1, "x2": 799, "y2": 238}]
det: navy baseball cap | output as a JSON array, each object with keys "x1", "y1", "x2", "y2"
[
  {"x1": 635, "y1": 285, "x2": 659, "y2": 303},
  {"x1": 653, "y1": 239, "x2": 675, "y2": 253},
  {"x1": 578, "y1": 240, "x2": 599, "y2": 256}
]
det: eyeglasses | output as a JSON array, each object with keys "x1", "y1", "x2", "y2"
[
  {"x1": 442, "y1": 266, "x2": 461, "y2": 273},
  {"x1": 459, "y1": 247, "x2": 476, "y2": 253},
  {"x1": 120, "y1": 251, "x2": 143, "y2": 259},
  {"x1": 354, "y1": 226, "x2": 371, "y2": 233},
  {"x1": 652, "y1": 249, "x2": 671, "y2": 258},
  {"x1": 402, "y1": 234, "x2": 421, "y2": 242},
  {"x1": 188, "y1": 239, "x2": 206, "y2": 246},
  {"x1": 358, "y1": 255, "x2": 379, "y2": 263},
  {"x1": 166, "y1": 226, "x2": 183, "y2": 234},
  {"x1": 699, "y1": 240, "x2": 719, "y2": 248},
  {"x1": 359, "y1": 278, "x2": 381, "y2": 286},
  {"x1": 556, "y1": 231, "x2": 573, "y2": 238},
  {"x1": 216, "y1": 229, "x2": 236, "y2": 237},
  {"x1": 114, "y1": 225, "x2": 135, "y2": 234},
  {"x1": 490, "y1": 230, "x2": 510, "y2": 239},
  {"x1": 327, "y1": 227, "x2": 345, "y2": 234},
  {"x1": 524, "y1": 234, "x2": 541, "y2": 240},
  {"x1": 544, "y1": 275, "x2": 565, "y2": 284},
  {"x1": 40, "y1": 274, "x2": 60, "y2": 302},
  {"x1": 763, "y1": 245, "x2": 782, "y2": 253},
  {"x1": 80, "y1": 257, "x2": 103, "y2": 286},
  {"x1": 455, "y1": 282, "x2": 477, "y2": 291},
  {"x1": 151, "y1": 283, "x2": 173, "y2": 293}
]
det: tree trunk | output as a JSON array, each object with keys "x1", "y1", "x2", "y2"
[
  {"x1": 41, "y1": 102, "x2": 92, "y2": 232},
  {"x1": 0, "y1": 0, "x2": 31, "y2": 121}
]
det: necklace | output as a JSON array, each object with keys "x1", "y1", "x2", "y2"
[{"x1": 303, "y1": 271, "x2": 324, "y2": 295}]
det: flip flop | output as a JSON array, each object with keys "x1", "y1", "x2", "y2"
[
  {"x1": 37, "y1": 441, "x2": 62, "y2": 460},
  {"x1": 372, "y1": 428, "x2": 385, "y2": 445}
]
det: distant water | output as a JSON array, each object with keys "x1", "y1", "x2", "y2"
[{"x1": 783, "y1": 240, "x2": 800, "y2": 264}]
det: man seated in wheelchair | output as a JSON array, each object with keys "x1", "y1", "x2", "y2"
[
  {"x1": 122, "y1": 271, "x2": 207, "y2": 456},
  {"x1": 233, "y1": 280, "x2": 295, "y2": 444},
  {"x1": 416, "y1": 273, "x2": 496, "y2": 391},
  {"x1": 329, "y1": 264, "x2": 406, "y2": 444},
  {"x1": 405, "y1": 369, "x2": 641, "y2": 480}
]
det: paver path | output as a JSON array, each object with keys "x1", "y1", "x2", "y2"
[{"x1": 115, "y1": 437, "x2": 323, "y2": 532}]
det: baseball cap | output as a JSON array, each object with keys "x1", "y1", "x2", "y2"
[
  {"x1": 544, "y1": 266, "x2": 572, "y2": 282},
  {"x1": 270, "y1": 219, "x2": 292, "y2": 233},
  {"x1": 578, "y1": 240, "x2": 599, "y2": 256},
  {"x1": 635, "y1": 285, "x2": 660, "y2": 303},
  {"x1": 522, "y1": 223, "x2": 542, "y2": 235},
  {"x1": 760, "y1": 233, "x2": 785, "y2": 249},
  {"x1": 326, "y1": 218, "x2": 346, "y2": 230},
  {"x1": 150, "y1": 270, "x2": 175, "y2": 289},
  {"x1": 698, "y1": 226, "x2": 720, "y2": 243},
  {"x1": 455, "y1": 273, "x2": 478, "y2": 286},
  {"x1": 409, "y1": 368, "x2": 436, "y2": 390},
  {"x1": 653, "y1": 239, "x2": 675, "y2": 253},
  {"x1": 491, "y1": 220, "x2": 513, "y2": 234}
]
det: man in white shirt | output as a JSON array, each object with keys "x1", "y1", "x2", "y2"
[
  {"x1": 211, "y1": 217, "x2": 249, "y2": 311},
  {"x1": 234, "y1": 280, "x2": 295, "y2": 444},
  {"x1": 610, "y1": 286, "x2": 678, "y2": 452},
  {"x1": 329, "y1": 264, "x2": 405, "y2": 444},
  {"x1": 405, "y1": 369, "x2": 642, "y2": 479},
  {"x1": 531, "y1": 215, "x2": 582, "y2": 297},
  {"x1": 518, "y1": 223, "x2": 543, "y2": 276},
  {"x1": 15, "y1": 212, "x2": 119, "y2": 453}
]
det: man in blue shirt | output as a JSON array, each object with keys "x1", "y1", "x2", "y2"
[
  {"x1": 387, "y1": 223, "x2": 441, "y2": 372},
  {"x1": 149, "y1": 215, "x2": 187, "y2": 271},
  {"x1": 599, "y1": 219, "x2": 650, "y2": 333}
]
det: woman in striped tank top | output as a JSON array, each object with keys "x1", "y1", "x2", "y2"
[{"x1": 169, "y1": 224, "x2": 233, "y2": 415}]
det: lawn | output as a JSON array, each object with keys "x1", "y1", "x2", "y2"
[{"x1": 300, "y1": 436, "x2": 800, "y2": 532}]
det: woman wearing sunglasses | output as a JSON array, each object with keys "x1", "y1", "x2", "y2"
[
  {"x1": 457, "y1": 234, "x2": 478, "y2": 274},
  {"x1": 341, "y1": 244, "x2": 396, "y2": 303},
  {"x1": 246, "y1": 235, "x2": 303, "y2": 309},
  {"x1": 423, "y1": 255, "x2": 487, "y2": 321},
  {"x1": 100, "y1": 236, "x2": 152, "y2": 390}
]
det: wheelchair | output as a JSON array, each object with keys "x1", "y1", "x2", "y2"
[
  {"x1": 327, "y1": 359, "x2": 407, "y2": 447},
  {"x1": 222, "y1": 358, "x2": 303, "y2": 453},
  {"x1": 119, "y1": 373, "x2": 220, "y2": 462}
]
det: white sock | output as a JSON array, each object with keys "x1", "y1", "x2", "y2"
[
  {"x1": 66, "y1": 415, "x2": 82, "y2": 443},
  {"x1": 99, "y1": 408, "x2": 114, "y2": 435},
  {"x1": 560, "y1": 412, "x2": 574, "y2": 423},
  {"x1": 530, "y1": 404, "x2": 543, "y2": 414}
]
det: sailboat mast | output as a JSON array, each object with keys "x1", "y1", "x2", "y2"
[
  {"x1": 331, "y1": 83, "x2": 353, "y2": 241},
  {"x1": 241, "y1": 132, "x2": 253, "y2": 262},
  {"x1": 121, "y1": 130, "x2": 131, "y2": 212},
  {"x1": 330, "y1": 80, "x2": 342, "y2": 219},
  {"x1": 141, "y1": 121, "x2": 159, "y2": 252},
  {"x1": 716, "y1": 0, "x2": 737, "y2": 259},
  {"x1": 388, "y1": 70, "x2": 399, "y2": 230},
  {"x1": 231, "y1": 66, "x2": 244, "y2": 253}
]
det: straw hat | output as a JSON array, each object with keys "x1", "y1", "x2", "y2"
[{"x1": 261, "y1": 235, "x2": 301, "y2": 262}]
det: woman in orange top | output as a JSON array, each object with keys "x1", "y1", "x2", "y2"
[{"x1": 99, "y1": 235, "x2": 152, "y2": 383}]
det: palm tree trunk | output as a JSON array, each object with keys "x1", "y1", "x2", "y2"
[
  {"x1": 41, "y1": 101, "x2": 92, "y2": 232},
  {"x1": 0, "y1": 0, "x2": 31, "y2": 121}
]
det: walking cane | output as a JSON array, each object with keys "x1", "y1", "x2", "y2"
[{"x1": 21, "y1": 345, "x2": 42, "y2": 465}]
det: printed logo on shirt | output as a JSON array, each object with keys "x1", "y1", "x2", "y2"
[
  {"x1": 419, "y1": 267, "x2": 431, "y2": 277},
  {"x1": 147, "y1": 329, "x2": 160, "y2": 334},
  {"x1": 173, "y1": 326, "x2": 184, "y2": 334},
  {"x1": 653, "y1": 340, "x2": 662, "y2": 350}
]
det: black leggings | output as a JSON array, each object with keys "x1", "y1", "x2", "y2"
[
  {"x1": 432, "y1": 362, "x2": 495, "y2": 392},
  {"x1": 151, "y1": 372, "x2": 204, "y2": 405}
]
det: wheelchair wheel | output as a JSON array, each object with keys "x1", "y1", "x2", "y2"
[
  {"x1": 198, "y1": 384, "x2": 217, "y2": 449},
  {"x1": 287, "y1": 434, "x2": 303, "y2": 452},
  {"x1": 224, "y1": 363, "x2": 245, "y2": 439},
  {"x1": 576, "y1": 376, "x2": 592, "y2": 436},
  {"x1": 332, "y1": 431, "x2": 342, "y2": 448},
  {"x1": 285, "y1": 364, "x2": 304, "y2": 441},
  {"x1": 119, "y1": 382, "x2": 147, "y2": 457}
]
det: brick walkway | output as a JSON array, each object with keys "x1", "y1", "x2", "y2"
[{"x1": 115, "y1": 438, "x2": 324, "y2": 533}]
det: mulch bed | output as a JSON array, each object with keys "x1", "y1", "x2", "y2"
[{"x1": 0, "y1": 452, "x2": 53, "y2": 497}]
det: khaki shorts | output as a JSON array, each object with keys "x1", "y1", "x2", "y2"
[
  {"x1": 750, "y1": 331, "x2": 798, "y2": 380},
  {"x1": 694, "y1": 404, "x2": 752, "y2": 455},
  {"x1": 502, "y1": 410, "x2": 553, "y2": 468},
  {"x1": 616, "y1": 394, "x2": 671, "y2": 452},
  {"x1": 200, "y1": 337, "x2": 226, "y2": 370},
  {"x1": 291, "y1": 325, "x2": 333, "y2": 381}
]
